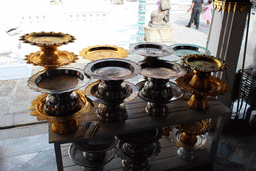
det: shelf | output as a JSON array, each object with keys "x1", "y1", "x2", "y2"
[
  {"x1": 49, "y1": 95, "x2": 231, "y2": 144},
  {"x1": 60, "y1": 135, "x2": 212, "y2": 171},
  {"x1": 49, "y1": 93, "x2": 230, "y2": 171}
]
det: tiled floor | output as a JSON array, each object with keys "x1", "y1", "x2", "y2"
[{"x1": 0, "y1": 134, "x2": 54, "y2": 171}]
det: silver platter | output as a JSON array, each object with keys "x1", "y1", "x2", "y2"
[
  {"x1": 84, "y1": 58, "x2": 141, "y2": 81},
  {"x1": 28, "y1": 67, "x2": 89, "y2": 94},
  {"x1": 138, "y1": 60, "x2": 186, "y2": 80},
  {"x1": 129, "y1": 42, "x2": 173, "y2": 57},
  {"x1": 170, "y1": 43, "x2": 211, "y2": 57}
]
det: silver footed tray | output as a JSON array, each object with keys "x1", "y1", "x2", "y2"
[{"x1": 137, "y1": 81, "x2": 184, "y2": 103}]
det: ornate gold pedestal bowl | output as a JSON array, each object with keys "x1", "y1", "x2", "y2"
[
  {"x1": 174, "y1": 119, "x2": 212, "y2": 160},
  {"x1": 79, "y1": 45, "x2": 129, "y2": 61},
  {"x1": 175, "y1": 54, "x2": 229, "y2": 110},
  {"x1": 19, "y1": 31, "x2": 78, "y2": 68}
]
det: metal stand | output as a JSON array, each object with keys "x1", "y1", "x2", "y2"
[
  {"x1": 115, "y1": 129, "x2": 162, "y2": 171},
  {"x1": 68, "y1": 136, "x2": 118, "y2": 170}
]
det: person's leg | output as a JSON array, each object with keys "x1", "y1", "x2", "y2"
[
  {"x1": 195, "y1": 9, "x2": 200, "y2": 29},
  {"x1": 186, "y1": 10, "x2": 196, "y2": 27}
]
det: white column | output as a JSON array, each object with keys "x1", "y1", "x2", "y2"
[{"x1": 206, "y1": 0, "x2": 252, "y2": 108}]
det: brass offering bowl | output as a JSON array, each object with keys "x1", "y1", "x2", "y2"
[
  {"x1": 174, "y1": 119, "x2": 212, "y2": 160},
  {"x1": 84, "y1": 58, "x2": 141, "y2": 123},
  {"x1": 176, "y1": 54, "x2": 229, "y2": 110},
  {"x1": 19, "y1": 31, "x2": 78, "y2": 68},
  {"x1": 29, "y1": 90, "x2": 93, "y2": 134},
  {"x1": 136, "y1": 60, "x2": 186, "y2": 116},
  {"x1": 79, "y1": 45, "x2": 129, "y2": 61}
]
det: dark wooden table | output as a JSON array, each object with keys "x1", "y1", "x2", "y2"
[{"x1": 49, "y1": 94, "x2": 231, "y2": 171}]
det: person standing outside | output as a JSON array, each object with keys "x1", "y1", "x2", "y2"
[
  {"x1": 186, "y1": 0, "x2": 204, "y2": 30},
  {"x1": 203, "y1": 0, "x2": 212, "y2": 27}
]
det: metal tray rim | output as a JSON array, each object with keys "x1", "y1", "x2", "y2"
[
  {"x1": 84, "y1": 58, "x2": 141, "y2": 81},
  {"x1": 169, "y1": 43, "x2": 211, "y2": 57},
  {"x1": 28, "y1": 67, "x2": 89, "y2": 94}
]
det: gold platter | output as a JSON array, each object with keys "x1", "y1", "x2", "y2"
[
  {"x1": 79, "y1": 45, "x2": 129, "y2": 61},
  {"x1": 19, "y1": 31, "x2": 75, "y2": 47},
  {"x1": 19, "y1": 32, "x2": 77, "y2": 68},
  {"x1": 175, "y1": 119, "x2": 211, "y2": 135},
  {"x1": 29, "y1": 90, "x2": 93, "y2": 134},
  {"x1": 174, "y1": 119, "x2": 212, "y2": 147},
  {"x1": 25, "y1": 50, "x2": 78, "y2": 68},
  {"x1": 175, "y1": 73, "x2": 229, "y2": 98},
  {"x1": 181, "y1": 54, "x2": 228, "y2": 72}
]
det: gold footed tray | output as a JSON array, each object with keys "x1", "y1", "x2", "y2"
[
  {"x1": 176, "y1": 73, "x2": 229, "y2": 98},
  {"x1": 29, "y1": 90, "x2": 93, "y2": 134},
  {"x1": 79, "y1": 45, "x2": 129, "y2": 61},
  {"x1": 25, "y1": 50, "x2": 78, "y2": 68},
  {"x1": 175, "y1": 119, "x2": 211, "y2": 136},
  {"x1": 176, "y1": 73, "x2": 229, "y2": 110},
  {"x1": 176, "y1": 54, "x2": 229, "y2": 110},
  {"x1": 174, "y1": 119, "x2": 211, "y2": 147},
  {"x1": 19, "y1": 31, "x2": 75, "y2": 47},
  {"x1": 19, "y1": 31, "x2": 77, "y2": 68},
  {"x1": 180, "y1": 54, "x2": 228, "y2": 72},
  {"x1": 173, "y1": 119, "x2": 211, "y2": 161}
]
